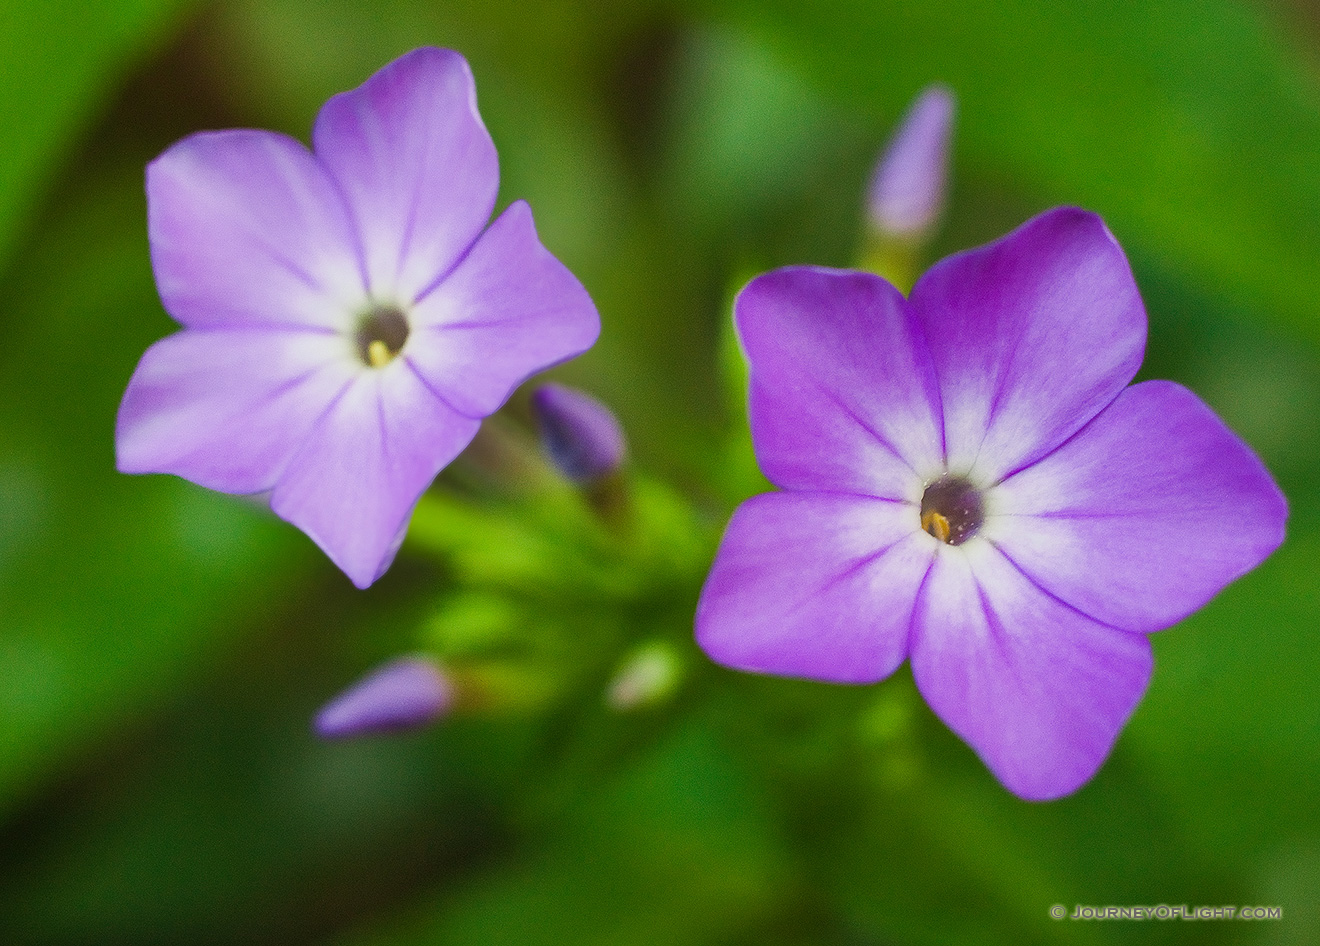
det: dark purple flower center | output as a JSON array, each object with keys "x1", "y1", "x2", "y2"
[
  {"x1": 355, "y1": 305, "x2": 410, "y2": 367},
  {"x1": 920, "y1": 475, "x2": 983, "y2": 545}
]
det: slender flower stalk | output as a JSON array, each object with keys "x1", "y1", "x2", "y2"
[
  {"x1": 116, "y1": 48, "x2": 599, "y2": 588},
  {"x1": 697, "y1": 207, "x2": 1286, "y2": 800}
]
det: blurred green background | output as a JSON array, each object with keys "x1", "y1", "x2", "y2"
[{"x1": 1, "y1": 0, "x2": 1319, "y2": 943}]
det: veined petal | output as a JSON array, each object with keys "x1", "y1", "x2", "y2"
[
  {"x1": 910, "y1": 541, "x2": 1152, "y2": 800},
  {"x1": 736, "y1": 267, "x2": 945, "y2": 501},
  {"x1": 909, "y1": 207, "x2": 1146, "y2": 483},
  {"x1": 986, "y1": 380, "x2": 1286, "y2": 633},
  {"x1": 148, "y1": 130, "x2": 365, "y2": 330},
  {"x1": 116, "y1": 328, "x2": 357, "y2": 493},
  {"x1": 270, "y1": 363, "x2": 481, "y2": 588},
  {"x1": 313, "y1": 47, "x2": 498, "y2": 302},
  {"x1": 696, "y1": 492, "x2": 932, "y2": 683},
  {"x1": 407, "y1": 200, "x2": 600, "y2": 419}
]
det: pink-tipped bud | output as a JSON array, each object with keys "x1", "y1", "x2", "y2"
[
  {"x1": 866, "y1": 85, "x2": 955, "y2": 240},
  {"x1": 313, "y1": 656, "x2": 453, "y2": 739},
  {"x1": 530, "y1": 383, "x2": 627, "y2": 483}
]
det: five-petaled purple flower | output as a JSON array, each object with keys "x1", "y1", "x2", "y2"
[
  {"x1": 116, "y1": 47, "x2": 599, "y2": 587},
  {"x1": 696, "y1": 207, "x2": 1286, "y2": 800}
]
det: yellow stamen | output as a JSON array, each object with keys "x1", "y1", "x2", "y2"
[
  {"x1": 367, "y1": 339, "x2": 392, "y2": 368},
  {"x1": 921, "y1": 510, "x2": 951, "y2": 543}
]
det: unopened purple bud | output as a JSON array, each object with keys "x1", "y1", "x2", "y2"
[
  {"x1": 866, "y1": 85, "x2": 955, "y2": 240},
  {"x1": 531, "y1": 383, "x2": 626, "y2": 482},
  {"x1": 314, "y1": 656, "x2": 453, "y2": 739}
]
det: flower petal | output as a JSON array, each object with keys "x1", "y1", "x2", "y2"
[
  {"x1": 909, "y1": 207, "x2": 1146, "y2": 483},
  {"x1": 313, "y1": 47, "x2": 498, "y2": 302},
  {"x1": 985, "y1": 380, "x2": 1286, "y2": 633},
  {"x1": 116, "y1": 328, "x2": 357, "y2": 493},
  {"x1": 736, "y1": 267, "x2": 945, "y2": 500},
  {"x1": 406, "y1": 200, "x2": 600, "y2": 419},
  {"x1": 696, "y1": 492, "x2": 933, "y2": 683},
  {"x1": 910, "y1": 541, "x2": 1152, "y2": 800},
  {"x1": 148, "y1": 130, "x2": 365, "y2": 330},
  {"x1": 269, "y1": 363, "x2": 481, "y2": 588}
]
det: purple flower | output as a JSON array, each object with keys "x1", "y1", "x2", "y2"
[
  {"x1": 314, "y1": 656, "x2": 453, "y2": 738},
  {"x1": 866, "y1": 85, "x2": 955, "y2": 240},
  {"x1": 696, "y1": 207, "x2": 1286, "y2": 800},
  {"x1": 116, "y1": 48, "x2": 599, "y2": 587},
  {"x1": 530, "y1": 382, "x2": 627, "y2": 482}
]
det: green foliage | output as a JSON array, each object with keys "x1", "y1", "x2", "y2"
[
  {"x1": 710, "y1": 0, "x2": 1320, "y2": 341},
  {"x1": 0, "y1": 167, "x2": 313, "y2": 820},
  {"x1": 0, "y1": 0, "x2": 193, "y2": 270}
]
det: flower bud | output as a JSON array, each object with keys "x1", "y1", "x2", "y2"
[
  {"x1": 313, "y1": 656, "x2": 452, "y2": 739},
  {"x1": 866, "y1": 85, "x2": 955, "y2": 241},
  {"x1": 530, "y1": 383, "x2": 626, "y2": 482},
  {"x1": 605, "y1": 641, "x2": 683, "y2": 711}
]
